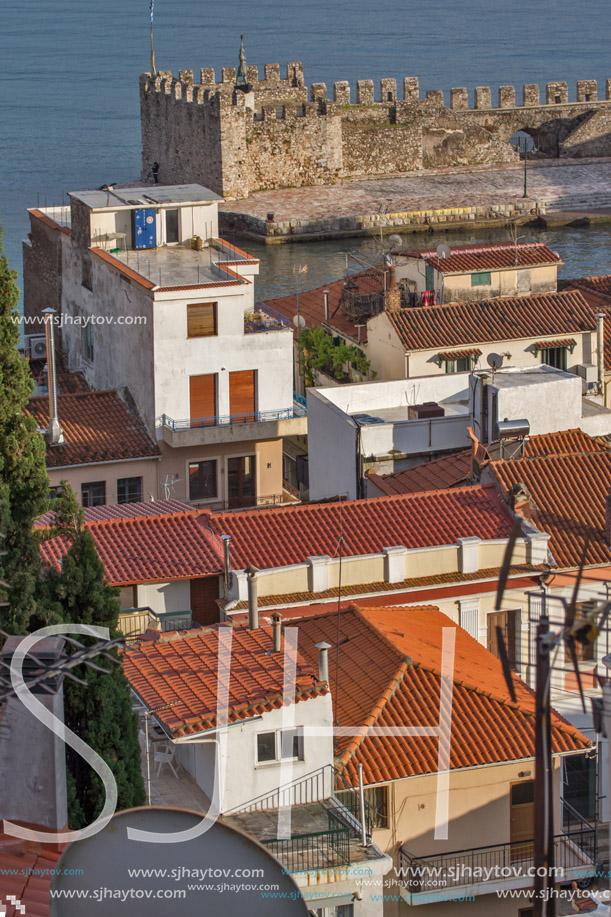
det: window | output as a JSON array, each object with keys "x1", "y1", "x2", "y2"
[
  {"x1": 256, "y1": 732, "x2": 276, "y2": 763},
  {"x1": 444, "y1": 356, "x2": 473, "y2": 374},
  {"x1": 117, "y1": 477, "x2": 142, "y2": 504},
  {"x1": 564, "y1": 604, "x2": 595, "y2": 663},
  {"x1": 425, "y1": 263, "x2": 435, "y2": 291},
  {"x1": 540, "y1": 346, "x2": 568, "y2": 370},
  {"x1": 256, "y1": 728, "x2": 304, "y2": 763},
  {"x1": 81, "y1": 255, "x2": 93, "y2": 291},
  {"x1": 188, "y1": 460, "x2": 218, "y2": 501},
  {"x1": 471, "y1": 271, "x2": 491, "y2": 286},
  {"x1": 364, "y1": 786, "x2": 389, "y2": 828},
  {"x1": 488, "y1": 608, "x2": 520, "y2": 670},
  {"x1": 81, "y1": 481, "x2": 106, "y2": 508},
  {"x1": 165, "y1": 208, "x2": 179, "y2": 243},
  {"x1": 187, "y1": 303, "x2": 217, "y2": 338},
  {"x1": 84, "y1": 323, "x2": 94, "y2": 362}
]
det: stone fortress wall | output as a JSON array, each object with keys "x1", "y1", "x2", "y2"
[{"x1": 140, "y1": 63, "x2": 611, "y2": 200}]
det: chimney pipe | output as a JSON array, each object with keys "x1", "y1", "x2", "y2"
[
  {"x1": 272, "y1": 612, "x2": 282, "y2": 652},
  {"x1": 246, "y1": 564, "x2": 259, "y2": 629},
  {"x1": 221, "y1": 535, "x2": 231, "y2": 594},
  {"x1": 315, "y1": 641, "x2": 331, "y2": 682},
  {"x1": 42, "y1": 308, "x2": 64, "y2": 445},
  {"x1": 323, "y1": 289, "x2": 329, "y2": 322},
  {"x1": 596, "y1": 312, "x2": 605, "y2": 395}
]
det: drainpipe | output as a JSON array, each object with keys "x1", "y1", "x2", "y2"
[
  {"x1": 42, "y1": 308, "x2": 64, "y2": 445},
  {"x1": 272, "y1": 612, "x2": 282, "y2": 652},
  {"x1": 246, "y1": 564, "x2": 259, "y2": 630},
  {"x1": 315, "y1": 641, "x2": 331, "y2": 682},
  {"x1": 221, "y1": 535, "x2": 231, "y2": 595},
  {"x1": 323, "y1": 289, "x2": 329, "y2": 322},
  {"x1": 596, "y1": 313, "x2": 605, "y2": 396}
]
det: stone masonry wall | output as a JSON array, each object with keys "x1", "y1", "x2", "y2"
[{"x1": 140, "y1": 66, "x2": 611, "y2": 199}]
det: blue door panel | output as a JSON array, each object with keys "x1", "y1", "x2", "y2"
[{"x1": 132, "y1": 208, "x2": 157, "y2": 249}]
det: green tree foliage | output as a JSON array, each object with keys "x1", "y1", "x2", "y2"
[
  {"x1": 297, "y1": 326, "x2": 374, "y2": 387},
  {"x1": 41, "y1": 484, "x2": 145, "y2": 827},
  {"x1": 0, "y1": 221, "x2": 49, "y2": 633}
]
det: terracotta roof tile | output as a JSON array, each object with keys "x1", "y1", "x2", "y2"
[
  {"x1": 369, "y1": 429, "x2": 607, "y2": 497},
  {"x1": 532, "y1": 337, "x2": 577, "y2": 351},
  {"x1": 0, "y1": 828, "x2": 64, "y2": 916},
  {"x1": 492, "y1": 450, "x2": 611, "y2": 568},
  {"x1": 397, "y1": 241, "x2": 562, "y2": 274},
  {"x1": 560, "y1": 277, "x2": 611, "y2": 369},
  {"x1": 40, "y1": 507, "x2": 224, "y2": 585},
  {"x1": 386, "y1": 290, "x2": 595, "y2": 352},
  {"x1": 124, "y1": 623, "x2": 328, "y2": 738},
  {"x1": 295, "y1": 605, "x2": 589, "y2": 785},
  {"x1": 26, "y1": 390, "x2": 160, "y2": 468},
  {"x1": 264, "y1": 266, "x2": 386, "y2": 343},
  {"x1": 207, "y1": 484, "x2": 514, "y2": 570}
]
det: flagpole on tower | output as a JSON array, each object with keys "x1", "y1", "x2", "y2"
[{"x1": 150, "y1": 0, "x2": 156, "y2": 76}]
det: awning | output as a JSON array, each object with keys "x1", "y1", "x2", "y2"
[
  {"x1": 438, "y1": 348, "x2": 482, "y2": 361},
  {"x1": 533, "y1": 338, "x2": 577, "y2": 354}
]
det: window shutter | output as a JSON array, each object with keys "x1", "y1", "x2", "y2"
[
  {"x1": 187, "y1": 303, "x2": 217, "y2": 338},
  {"x1": 230, "y1": 370, "x2": 256, "y2": 421},
  {"x1": 528, "y1": 593, "x2": 545, "y2": 668},
  {"x1": 189, "y1": 374, "x2": 217, "y2": 425},
  {"x1": 459, "y1": 599, "x2": 479, "y2": 640}
]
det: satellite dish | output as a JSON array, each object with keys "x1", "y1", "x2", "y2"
[
  {"x1": 436, "y1": 243, "x2": 451, "y2": 260},
  {"x1": 388, "y1": 234, "x2": 403, "y2": 250},
  {"x1": 293, "y1": 314, "x2": 306, "y2": 329},
  {"x1": 487, "y1": 353, "x2": 504, "y2": 371},
  {"x1": 51, "y1": 807, "x2": 310, "y2": 916}
]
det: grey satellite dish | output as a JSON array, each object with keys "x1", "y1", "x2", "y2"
[
  {"x1": 436, "y1": 243, "x2": 451, "y2": 259},
  {"x1": 51, "y1": 807, "x2": 309, "y2": 916},
  {"x1": 292, "y1": 314, "x2": 306, "y2": 329},
  {"x1": 388, "y1": 233, "x2": 403, "y2": 250},
  {"x1": 487, "y1": 352, "x2": 504, "y2": 371}
]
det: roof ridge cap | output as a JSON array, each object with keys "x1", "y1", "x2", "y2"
[{"x1": 84, "y1": 507, "x2": 200, "y2": 528}]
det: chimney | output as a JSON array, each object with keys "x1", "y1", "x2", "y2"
[
  {"x1": 272, "y1": 612, "x2": 282, "y2": 652},
  {"x1": 596, "y1": 313, "x2": 605, "y2": 395},
  {"x1": 315, "y1": 641, "x2": 331, "y2": 682},
  {"x1": 221, "y1": 535, "x2": 231, "y2": 594},
  {"x1": 42, "y1": 308, "x2": 64, "y2": 445},
  {"x1": 323, "y1": 289, "x2": 329, "y2": 322},
  {"x1": 385, "y1": 264, "x2": 401, "y2": 311},
  {"x1": 246, "y1": 564, "x2": 259, "y2": 629},
  {"x1": 605, "y1": 496, "x2": 611, "y2": 548}
]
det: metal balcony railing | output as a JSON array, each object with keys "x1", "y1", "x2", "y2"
[
  {"x1": 118, "y1": 607, "x2": 192, "y2": 641},
  {"x1": 161, "y1": 402, "x2": 306, "y2": 432},
  {"x1": 261, "y1": 816, "x2": 351, "y2": 872},
  {"x1": 244, "y1": 303, "x2": 290, "y2": 333},
  {"x1": 398, "y1": 821, "x2": 598, "y2": 896}
]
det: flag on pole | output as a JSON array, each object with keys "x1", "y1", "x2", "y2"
[
  {"x1": 293, "y1": 264, "x2": 307, "y2": 276},
  {"x1": 150, "y1": 0, "x2": 154, "y2": 23}
]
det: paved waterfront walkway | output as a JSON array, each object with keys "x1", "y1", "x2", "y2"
[{"x1": 220, "y1": 158, "x2": 611, "y2": 225}]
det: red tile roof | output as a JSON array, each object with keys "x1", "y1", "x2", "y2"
[
  {"x1": 532, "y1": 337, "x2": 577, "y2": 351},
  {"x1": 30, "y1": 361, "x2": 90, "y2": 394},
  {"x1": 207, "y1": 484, "x2": 514, "y2": 570},
  {"x1": 40, "y1": 507, "x2": 224, "y2": 585},
  {"x1": 396, "y1": 241, "x2": 562, "y2": 274},
  {"x1": 560, "y1": 275, "x2": 611, "y2": 297},
  {"x1": 124, "y1": 624, "x2": 328, "y2": 738},
  {"x1": 0, "y1": 827, "x2": 64, "y2": 916},
  {"x1": 492, "y1": 450, "x2": 611, "y2": 569},
  {"x1": 264, "y1": 266, "x2": 386, "y2": 344},
  {"x1": 438, "y1": 347, "x2": 482, "y2": 360},
  {"x1": 369, "y1": 429, "x2": 608, "y2": 497},
  {"x1": 295, "y1": 605, "x2": 589, "y2": 785},
  {"x1": 36, "y1": 498, "x2": 193, "y2": 528},
  {"x1": 560, "y1": 277, "x2": 611, "y2": 369},
  {"x1": 26, "y1": 390, "x2": 160, "y2": 468},
  {"x1": 385, "y1": 290, "x2": 595, "y2": 352}
]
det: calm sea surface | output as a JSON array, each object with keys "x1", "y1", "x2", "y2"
[{"x1": 2, "y1": 0, "x2": 610, "y2": 299}]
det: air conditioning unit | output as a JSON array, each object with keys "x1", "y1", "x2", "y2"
[
  {"x1": 408, "y1": 401, "x2": 444, "y2": 419},
  {"x1": 575, "y1": 363, "x2": 598, "y2": 384},
  {"x1": 28, "y1": 335, "x2": 47, "y2": 360}
]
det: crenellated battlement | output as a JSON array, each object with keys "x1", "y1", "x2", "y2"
[{"x1": 140, "y1": 63, "x2": 611, "y2": 200}]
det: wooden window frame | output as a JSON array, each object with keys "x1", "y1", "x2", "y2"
[
  {"x1": 187, "y1": 302, "x2": 217, "y2": 339},
  {"x1": 471, "y1": 271, "x2": 492, "y2": 286},
  {"x1": 488, "y1": 608, "x2": 521, "y2": 671},
  {"x1": 188, "y1": 458, "x2": 218, "y2": 502}
]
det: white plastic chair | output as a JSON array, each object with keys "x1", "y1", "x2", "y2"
[{"x1": 154, "y1": 744, "x2": 179, "y2": 779}]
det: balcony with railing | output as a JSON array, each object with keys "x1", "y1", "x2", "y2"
[
  {"x1": 160, "y1": 391, "x2": 307, "y2": 446},
  {"x1": 244, "y1": 303, "x2": 290, "y2": 334},
  {"x1": 223, "y1": 765, "x2": 387, "y2": 877},
  {"x1": 397, "y1": 801, "x2": 598, "y2": 906},
  {"x1": 118, "y1": 606, "x2": 192, "y2": 641}
]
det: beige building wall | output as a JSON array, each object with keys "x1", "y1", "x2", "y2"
[
  {"x1": 443, "y1": 263, "x2": 558, "y2": 302},
  {"x1": 47, "y1": 457, "x2": 160, "y2": 505},
  {"x1": 157, "y1": 437, "x2": 283, "y2": 507}
]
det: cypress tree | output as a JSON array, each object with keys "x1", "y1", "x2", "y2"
[
  {"x1": 0, "y1": 221, "x2": 49, "y2": 632},
  {"x1": 41, "y1": 484, "x2": 145, "y2": 827}
]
